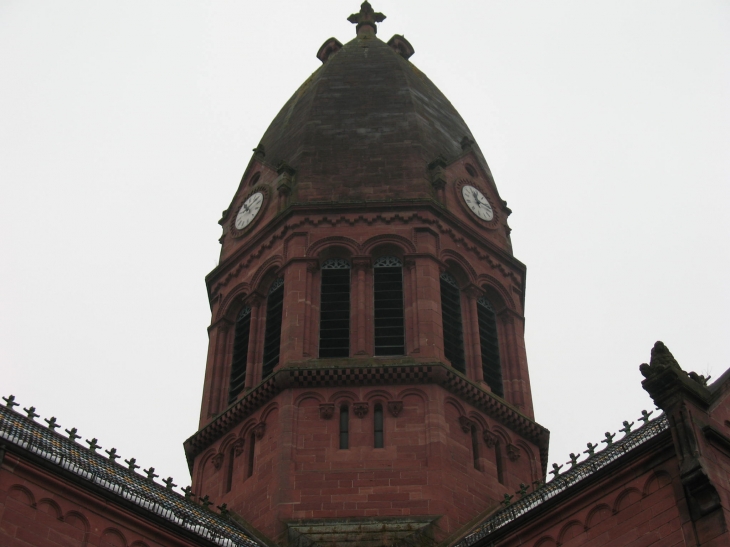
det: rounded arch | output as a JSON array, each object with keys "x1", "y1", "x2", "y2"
[
  {"x1": 396, "y1": 387, "x2": 428, "y2": 405},
  {"x1": 217, "y1": 282, "x2": 252, "y2": 322},
  {"x1": 643, "y1": 470, "x2": 672, "y2": 496},
  {"x1": 130, "y1": 542, "x2": 150, "y2": 547},
  {"x1": 294, "y1": 391, "x2": 326, "y2": 406},
  {"x1": 515, "y1": 440, "x2": 538, "y2": 481},
  {"x1": 533, "y1": 536, "x2": 557, "y2": 547},
  {"x1": 259, "y1": 401, "x2": 279, "y2": 423},
  {"x1": 585, "y1": 503, "x2": 612, "y2": 529},
  {"x1": 219, "y1": 432, "x2": 240, "y2": 454},
  {"x1": 100, "y1": 527, "x2": 127, "y2": 547},
  {"x1": 362, "y1": 234, "x2": 416, "y2": 255},
  {"x1": 363, "y1": 389, "x2": 393, "y2": 403},
  {"x1": 491, "y1": 424, "x2": 513, "y2": 446},
  {"x1": 444, "y1": 396, "x2": 467, "y2": 417},
  {"x1": 476, "y1": 274, "x2": 516, "y2": 311},
  {"x1": 64, "y1": 510, "x2": 90, "y2": 534},
  {"x1": 467, "y1": 411, "x2": 488, "y2": 432},
  {"x1": 306, "y1": 236, "x2": 362, "y2": 258},
  {"x1": 614, "y1": 487, "x2": 643, "y2": 512},
  {"x1": 557, "y1": 520, "x2": 584, "y2": 544},
  {"x1": 8, "y1": 484, "x2": 35, "y2": 507},
  {"x1": 329, "y1": 390, "x2": 358, "y2": 405},
  {"x1": 237, "y1": 417, "x2": 259, "y2": 439},
  {"x1": 440, "y1": 250, "x2": 477, "y2": 285},
  {"x1": 250, "y1": 256, "x2": 285, "y2": 294},
  {"x1": 38, "y1": 498, "x2": 62, "y2": 519}
]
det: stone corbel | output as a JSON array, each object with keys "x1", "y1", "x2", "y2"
[
  {"x1": 211, "y1": 452, "x2": 224, "y2": 470},
  {"x1": 275, "y1": 161, "x2": 296, "y2": 197},
  {"x1": 353, "y1": 402, "x2": 369, "y2": 418},
  {"x1": 319, "y1": 403, "x2": 335, "y2": 420},
  {"x1": 232, "y1": 439, "x2": 245, "y2": 457},
  {"x1": 387, "y1": 401, "x2": 403, "y2": 417},
  {"x1": 458, "y1": 416, "x2": 473, "y2": 433},
  {"x1": 427, "y1": 156, "x2": 448, "y2": 197},
  {"x1": 483, "y1": 430, "x2": 498, "y2": 448},
  {"x1": 506, "y1": 443, "x2": 521, "y2": 462},
  {"x1": 253, "y1": 422, "x2": 266, "y2": 440}
]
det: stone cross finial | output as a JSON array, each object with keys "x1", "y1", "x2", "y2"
[
  {"x1": 639, "y1": 409, "x2": 653, "y2": 424},
  {"x1": 182, "y1": 485, "x2": 195, "y2": 499},
  {"x1": 65, "y1": 427, "x2": 81, "y2": 441},
  {"x1": 44, "y1": 417, "x2": 61, "y2": 431},
  {"x1": 144, "y1": 467, "x2": 159, "y2": 481},
  {"x1": 23, "y1": 406, "x2": 39, "y2": 420},
  {"x1": 620, "y1": 420, "x2": 634, "y2": 435},
  {"x1": 200, "y1": 495, "x2": 213, "y2": 509},
  {"x1": 567, "y1": 453, "x2": 580, "y2": 467},
  {"x1": 348, "y1": 1, "x2": 386, "y2": 35},
  {"x1": 85, "y1": 438, "x2": 101, "y2": 453},
  {"x1": 125, "y1": 457, "x2": 140, "y2": 471},
  {"x1": 584, "y1": 442, "x2": 598, "y2": 457},
  {"x1": 601, "y1": 431, "x2": 616, "y2": 447},
  {"x1": 105, "y1": 448, "x2": 120, "y2": 462},
  {"x1": 163, "y1": 477, "x2": 177, "y2": 490},
  {"x1": 517, "y1": 483, "x2": 529, "y2": 497},
  {"x1": 3, "y1": 395, "x2": 19, "y2": 408}
]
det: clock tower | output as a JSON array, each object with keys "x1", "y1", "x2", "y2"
[{"x1": 184, "y1": 3, "x2": 549, "y2": 545}]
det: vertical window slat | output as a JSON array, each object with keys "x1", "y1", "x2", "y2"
[
  {"x1": 228, "y1": 307, "x2": 251, "y2": 404},
  {"x1": 373, "y1": 257, "x2": 405, "y2": 356},
  {"x1": 262, "y1": 279, "x2": 284, "y2": 380},
  {"x1": 374, "y1": 404, "x2": 384, "y2": 448},
  {"x1": 477, "y1": 297, "x2": 503, "y2": 397},
  {"x1": 319, "y1": 259, "x2": 351, "y2": 358},
  {"x1": 440, "y1": 273, "x2": 466, "y2": 373},
  {"x1": 339, "y1": 405, "x2": 349, "y2": 449}
]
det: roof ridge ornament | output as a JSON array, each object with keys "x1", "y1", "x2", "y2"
[{"x1": 348, "y1": 1, "x2": 386, "y2": 36}]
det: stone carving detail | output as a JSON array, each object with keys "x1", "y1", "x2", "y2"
[
  {"x1": 319, "y1": 403, "x2": 335, "y2": 420},
  {"x1": 211, "y1": 453, "x2": 224, "y2": 470},
  {"x1": 353, "y1": 402, "x2": 369, "y2": 418},
  {"x1": 387, "y1": 401, "x2": 403, "y2": 417},
  {"x1": 458, "y1": 416, "x2": 473, "y2": 433},
  {"x1": 232, "y1": 439, "x2": 245, "y2": 457},
  {"x1": 506, "y1": 443, "x2": 521, "y2": 462},
  {"x1": 483, "y1": 430, "x2": 498, "y2": 448},
  {"x1": 253, "y1": 422, "x2": 266, "y2": 440}
]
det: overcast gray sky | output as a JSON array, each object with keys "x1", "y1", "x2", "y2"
[{"x1": 2, "y1": 1, "x2": 729, "y2": 495}]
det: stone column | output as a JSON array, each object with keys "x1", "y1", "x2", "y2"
[
  {"x1": 404, "y1": 257, "x2": 420, "y2": 354},
  {"x1": 463, "y1": 284, "x2": 485, "y2": 384},
  {"x1": 245, "y1": 293, "x2": 264, "y2": 389},
  {"x1": 302, "y1": 260, "x2": 319, "y2": 358},
  {"x1": 351, "y1": 257, "x2": 371, "y2": 356}
]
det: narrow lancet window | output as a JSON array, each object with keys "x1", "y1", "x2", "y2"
[
  {"x1": 477, "y1": 296, "x2": 503, "y2": 397},
  {"x1": 319, "y1": 259, "x2": 351, "y2": 358},
  {"x1": 339, "y1": 405, "x2": 349, "y2": 449},
  {"x1": 495, "y1": 441, "x2": 504, "y2": 485},
  {"x1": 225, "y1": 445, "x2": 235, "y2": 492},
  {"x1": 471, "y1": 424, "x2": 480, "y2": 470},
  {"x1": 373, "y1": 256, "x2": 405, "y2": 356},
  {"x1": 247, "y1": 432, "x2": 256, "y2": 478},
  {"x1": 440, "y1": 272, "x2": 466, "y2": 373},
  {"x1": 262, "y1": 278, "x2": 284, "y2": 379},
  {"x1": 374, "y1": 403, "x2": 384, "y2": 448},
  {"x1": 228, "y1": 306, "x2": 251, "y2": 404}
]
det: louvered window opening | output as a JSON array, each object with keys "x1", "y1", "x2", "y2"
[
  {"x1": 228, "y1": 307, "x2": 251, "y2": 404},
  {"x1": 373, "y1": 257, "x2": 405, "y2": 356},
  {"x1": 440, "y1": 273, "x2": 466, "y2": 373},
  {"x1": 319, "y1": 259, "x2": 351, "y2": 358},
  {"x1": 339, "y1": 405, "x2": 349, "y2": 449},
  {"x1": 261, "y1": 278, "x2": 284, "y2": 380},
  {"x1": 477, "y1": 296, "x2": 503, "y2": 397},
  {"x1": 374, "y1": 403, "x2": 384, "y2": 448}
]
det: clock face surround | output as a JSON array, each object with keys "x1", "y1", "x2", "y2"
[
  {"x1": 234, "y1": 192, "x2": 264, "y2": 230},
  {"x1": 461, "y1": 185, "x2": 494, "y2": 221}
]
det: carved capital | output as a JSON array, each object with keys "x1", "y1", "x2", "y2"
[
  {"x1": 319, "y1": 403, "x2": 335, "y2": 420},
  {"x1": 351, "y1": 257, "x2": 371, "y2": 272},
  {"x1": 387, "y1": 401, "x2": 403, "y2": 417},
  {"x1": 458, "y1": 416, "x2": 473, "y2": 433},
  {"x1": 232, "y1": 439, "x2": 245, "y2": 457},
  {"x1": 211, "y1": 452, "x2": 224, "y2": 470},
  {"x1": 506, "y1": 443, "x2": 521, "y2": 462},
  {"x1": 463, "y1": 283, "x2": 482, "y2": 299},
  {"x1": 306, "y1": 259, "x2": 320, "y2": 274},
  {"x1": 353, "y1": 402, "x2": 369, "y2": 419},
  {"x1": 483, "y1": 430, "x2": 498, "y2": 448},
  {"x1": 253, "y1": 422, "x2": 266, "y2": 440}
]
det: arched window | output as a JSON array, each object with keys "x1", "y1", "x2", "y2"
[
  {"x1": 339, "y1": 405, "x2": 349, "y2": 449},
  {"x1": 262, "y1": 278, "x2": 284, "y2": 379},
  {"x1": 225, "y1": 445, "x2": 235, "y2": 492},
  {"x1": 470, "y1": 424, "x2": 480, "y2": 470},
  {"x1": 495, "y1": 441, "x2": 505, "y2": 485},
  {"x1": 373, "y1": 256, "x2": 405, "y2": 356},
  {"x1": 228, "y1": 307, "x2": 251, "y2": 404},
  {"x1": 319, "y1": 259, "x2": 351, "y2": 358},
  {"x1": 440, "y1": 272, "x2": 466, "y2": 373},
  {"x1": 477, "y1": 296, "x2": 503, "y2": 397},
  {"x1": 374, "y1": 403, "x2": 384, "y2": 448}
]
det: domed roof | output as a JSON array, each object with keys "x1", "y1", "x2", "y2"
[{"x1": 256, "y1": 12, "x2": 489, "y2": 204}]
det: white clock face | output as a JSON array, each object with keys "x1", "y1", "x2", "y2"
[
  {"x1": 234, "y1": 192, "x2": 264, "y2": 230},
  {"x1": 462, "y1": 185, "x2": 494, "y2": 221}
]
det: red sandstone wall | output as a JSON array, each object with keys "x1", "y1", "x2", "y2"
[
  {"x1": 192, "y1": 385, "x2": 541, "y2": 543},
  {"x1": 0, "y1": 454, "x2": 197, "y2": 547},
  {"x1": 491, "y1": 446, "x2": 686, "y2": 547}
]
